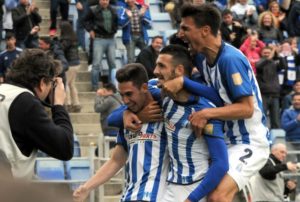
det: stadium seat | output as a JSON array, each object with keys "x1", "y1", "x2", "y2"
[
  {"x1": 270, "y1": 129, "x2": 286, "y2": 145},
  {"x1": 35, "y1": 159, "x2": 65, "y2": 180},
  {"x1": 66, "y1": 159, "x2": 91, "y2": 190}
]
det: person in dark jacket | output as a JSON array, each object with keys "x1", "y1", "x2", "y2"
[
  {"x1": 39, "y1": 36, "x2": 69, "y2": 85},
  {"x1": 220, "y1": 9, "x2": 247, "y2": 48},
  {"x1": 60, "y1": 21, "x2": 81, "y2": 113},
  {"x1": 256, "y1": 45, "x2": 284, "y2": 128},
  {"x1": 12, "y1": 0, "x2": 41, "y2": 48},
  {"x1": 0, "y1": 49, "x2": 73, "y2": 179},
  {"x1": 250, "y1": 143, "x2": 297, "y2": 202},
  {"x1": 83, "y1": 0, "x2": 118, "y2": 91},
  {"x1": 136, "y1": 35, "x2": 163, "y2": 79},
  {"x1": 287, "y1": 0, "x2": 300, "y2": 37}
]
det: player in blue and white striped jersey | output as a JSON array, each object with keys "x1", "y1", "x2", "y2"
[
  {"x1": 153, "y1": 45, "x2": 228, "y2": 202},
  {"x1": 162, "y1": 4, "x2": 270, "y2": 202},
  {"x1": 73, "y1": 64, "x2": 168, "y2": 202}
]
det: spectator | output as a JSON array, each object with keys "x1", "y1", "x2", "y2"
[
  {"x1": 39, "y1": 36, "x2": 69, "y2": 85},
  {"x1": 75, "y1": 0, "x2": 90, "y2": 51},
  {"x1": 0, "y1": 49, "x2": 73, "y2": 179},
  {"x1": 136, "y1": 35, "x2": 163, "y2": 79},
  {"x1": 83, "y1": 0, "x2": 118, "y2": 91},
  {"x1": 240, "y1": 32, "x2": 265, "y2": 74},
  {"x1": 2, "y1": 0, "x2": 18, "y2": 37},
  {"x1": 0, "y1": 33, "x2": 22, "y2": 83},
  {"x1": 60, "y1": 21, "x2": 81, "y2": 113},
  {"x1": 287, "y1": 0, "x2": 300, "y2": 37},
  {"x1": 230, "y1": 0, "x2": 258, "y2": 29},
  {"x1": 118, "y1": 0, "x2": 152, "y2": 63},
  {"x1": 282, "y1": 80, "x2": 300, "y2": 111},
  {"x1": 278, "y1": 40, "x2": 300, "y2": 97},
  {"x1": 94, "y1": 83, "x2": 122, "y2": 137},
  {"x1": 256, "y1": 45, "x2": 283, "y2": 128},
  {"x1": 49, "y1": 0, "x2": 69, "y2": 36},
  {"x1": 12, "y1": 0, "x2": 41, "y2": 48},
  {"x1": 268, "y1": 1, "x2": 288, "y2": 33},
  {"x1": 23, "y1": 26, "x2": 40, "y2": 48},
  {"x1": 257, "y1": 11, "x2": 283, "y2": 45},
  {"x1": 220, "y1": 9, "x2": 247, "y2": 48},
  {"x1": 250, "y1": 143, "x2": 297, "y2": 202},
  {"x1": 281, "y1": 92, "x2": 300, "y2": 199}
]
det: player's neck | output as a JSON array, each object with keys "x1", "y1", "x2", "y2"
[
  {"x1": 203, "y1": 35, "x2": 222, "y2": 66},
  {"x1": 173, "y1": 89, "x2": 190, "y2": 103},
  {"x1": 143, "y1": 92, "x2": 154, "y2": 106}
]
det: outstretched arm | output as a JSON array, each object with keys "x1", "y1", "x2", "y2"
[
  {"x1": 187, "y1": 135, "x2": 228, "y2": 202},
  {"x1": 73, "y1": 145, "x2": 127, "y2": 202}
]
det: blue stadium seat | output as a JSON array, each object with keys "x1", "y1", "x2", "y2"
[
  {"x1": 35, "y1": 159, "x2": 65, "y2": 180},
  {"x1": 73, "y1": 134, "x2": 81, "y2": 157},
  {"x1": 66, "y1": 159, "x2": 91, "y2": 190}
]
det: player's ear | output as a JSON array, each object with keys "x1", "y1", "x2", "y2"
[
  {"x1": 175, "y1": 64, "x2": 185, "y2": 76},
  {"x1": 141, "y1": 83, "x2": 148, "y2": 93}
]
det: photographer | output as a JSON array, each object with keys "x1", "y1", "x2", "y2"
[{"x1": 0, "y1": 49, "x2": 73, "y2": 179}]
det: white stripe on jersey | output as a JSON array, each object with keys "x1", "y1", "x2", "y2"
[
  {"x1": 163, "y1": 98, "x2": 209, "y2": 185},
  {"x1": 201, "y1": 42, "x2": 269, "y2": 147},
  {"x1": 121, "y1": 122, "x2": 168, "y2": 201}
]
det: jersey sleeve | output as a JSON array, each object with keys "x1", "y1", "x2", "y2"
[
  {"x1": 107, "y1": 105, "x2": 127, "y2": 128},
  {"x1": 187, "y1": 136, "x2": 229, "y2": 202},
  {"x1": 195, "y1": 97, "x2": 224, "y2": 138},
  {"x1": 218, "y1": 54, "x2": 253, "y2": 101},
  {"x1": 183, "y1": 76, "x2": 223, "y2": 107},
  {"x1": 116, "y1": 129, "x2": 128, "y2": 152},
  {"x1": 148, "y1": 79, "x2": 162, "y2": 102}
]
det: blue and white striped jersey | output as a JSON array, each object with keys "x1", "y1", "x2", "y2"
[
  {"x1": 163, "y1": 97, "x2": 224, "y2": 185},
  {"x1": 117, "y1": 122, "x2": 169, "y2": 202},
  {"x1": 195, "y1": 42, "x2": 269, "y2": 147}
]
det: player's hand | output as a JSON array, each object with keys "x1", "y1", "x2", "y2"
[
  {"x1": 124, "y1": 110, "x2": 142, "y2": 132},
  {"x1": 162, "y1": 76, "x2": 184, "y2": 98},
  {"x1": 73, "y1": 184, "x2": 90, "y2": 202},
  {"x1": 184, "y1": 199, "x2": 192, "y2": 202},
  {"x1": 189, "y1": 109, "x2": 209, "y2": 136},
  {"x1": 137, "y1": 101, "x2": 163, "y2": 123}
]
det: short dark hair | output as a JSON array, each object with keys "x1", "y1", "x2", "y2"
[
  {"x1": 160, "y1": 44, "x2": 193, "y2": 77},
  {"x1": 294, "y1": 79, "x2": 300, "y2": 85},
  {"x1": 222, "y1": 9, "x2": 232, "y2": 17},
  {"x1": 39, "y1": 36, "x2": 52, "y2": 44},
  {"x1": 5, "y1": 32, "x2": 15, "y2": 40},
  {"x1": 292, "y1": 92, "x2": 300, "y2": 99},
  {"x1": 103, "y1": 83, "x2": 117, "y2": 93},
  {"x1": 181, "y1": 3, "x2": 221, "y2": 36},
  {"x1": 152, "y1": 35, "x2": 163, "y2": 43},
  {"x1": 6, "y1": 49, "x2": 61, "y2": 91},
  {"x1": 116, "y1": 63, "x2": 149, "y2": 88}
]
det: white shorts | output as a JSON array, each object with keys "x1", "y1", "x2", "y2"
[
  {"x1": 162, "y1": 182, "x2": 207, "y2": 202},
  {"x1": 227, "y1": 144, "x2": 269, "y2": 190}
]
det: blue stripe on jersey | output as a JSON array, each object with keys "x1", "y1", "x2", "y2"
[
  {"x1": 238, "y1": 120, "x2": 250, "y2": 144},
  {"x1": 137, "y1": 123, "x2": 155, "y2": 199},
  {"x1": 125, "y1": 144, "x2": 138, "y2": 201},
  {"x1": 151, "y1": 127, "x2": 167, "y2": 201},
  {"x1": 186, "y1": 132, "x2": 196, "y2": 183},
  {"x1": 167, "y1": 102, "x2": 178, "y2": 183},
  {"x1": 252, "y1": 79, "x2": 267, "y2": 126},
  {"x1": 172, "y1": 106, "x2": 190, "y2": 184},
  {"x1": 227, "y1": 121, "x2": 236, "y2": 144}
]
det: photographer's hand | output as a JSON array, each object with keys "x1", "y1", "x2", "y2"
[{"x1": 54, "y1": 78, "x2": 66, "y2": 106}]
